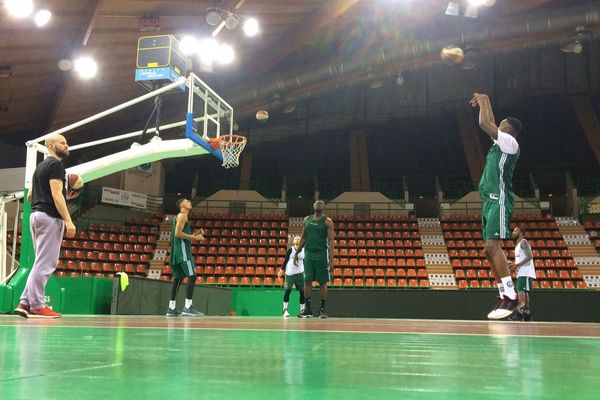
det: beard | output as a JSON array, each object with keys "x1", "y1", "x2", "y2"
[{"x1": 55, "y1": 148, "x2": 69, "y2": 158}]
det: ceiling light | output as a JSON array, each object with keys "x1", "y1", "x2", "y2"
[
  {"x1": 282, "y1": 103, "x2": 296, "y2": 114},
  {"x1": 242, "y1": 18, "x2": 259, "y2": 37},
  {"x1": 34, "y1": 9, "x2": 52, "y2": 27},
  {"x1": 5, "y1": 0, "x2": 34, "y2": 18},
  {"x1": 224, "y1": 14, "x2": 239, "y2": 30},
  {"x1": 395, "y1": 73, "x2": 404, "y2": 86},
  {"x1": 445, "y1": 2, "x2": 460, "y2": 16},
  {"x1": 369, "y1": 80, "x2": 383, "y2": 89},
  {"x1": 561, "y1": 41, "x2": 583, "y2": 54},
  {"x1": 217, "y1": 43, "x2": 235, "y2": 65},
  {"x1": 206, "y1": 9, "x2": 222, "y2": 26},
  {"x1": 57, "y1": 59, "x2": 73, "y2": 71},
  {"x1": 197, "y1": 38, "x2": 219, "y2": 63},
  {"x1": 74, "y1": 57, "x2": 98, "y2": 79},
  {"x1": 467, "y1": 0, "x2": 487, "y2": 6},
  {"x1": 464, "y1": 5, "x2": 479, "y2": 18},
  {"x1": 179, "y1": 36, "x2": 198, "y2": 56}
]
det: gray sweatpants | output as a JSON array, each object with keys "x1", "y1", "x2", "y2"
[{"x1": 19, "y1": 211, "x2": 65, "y2": 310}]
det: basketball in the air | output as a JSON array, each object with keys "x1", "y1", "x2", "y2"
[
  {"x1": 440, "y1": 46, "x2": 464, "y2": 66},
  {"x1": 209, "y1": 137, "x2": 221, "y2": 150},
  {"x1": 67, "y1": 173, "x2": 84, "y2": 190},
  {"x1": 256, "y1": 109, "x2": 269, "y2": 122}
]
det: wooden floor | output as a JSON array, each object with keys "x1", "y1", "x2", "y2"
[{"x1": 1, "y1": 316, "x2": 599, "y2": 399}]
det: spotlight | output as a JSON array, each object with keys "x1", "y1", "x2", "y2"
[
  {"x1": 561, "y1": 41, "x2": 583, "y2": 54},
  {"x1": 5, "y1": 0, "x2": 34, "y2": 18},
  {"x1": 206, "y1": 9, "x2": 222, "y2": 26},
  {"x1": 445, "y1": 2, "x2": 460, "y2": 16},
  {"x1": 224, "y1": 14, "x2": 239, "y2": 30},
  {"x1": 467, "y1": 0, "x2": 486, "y2": 6},
  {"x1": 197, "y1": 38, "x2": 219, "y2": 63},
  {"x1": 179, "y1": 36, "x2": 198, "y2": 56},
  {"x1": 282, "y1": 103, "x2": 296, "y2": 114},
  {"x1": 464, "y1": 4, "x2": 479, "y2": 18},
  {"x1": 34, "y1": 9, "x2": 52, "y2": 27},
  {"x1": 73, "y1": 57, "x2": 98, "y2": 79},
  {"x1": 217, "y1": 43, "x2": 235, "y2": 65},
  {"x1": 242, "y1": 18, "x2": 259, "y2": 37},
  {"x1": 368, "y1": 80, "x2": 383, "y2": 90},
  {"x1": 57, "y1": 59, "x2": 73, "y2": 71},
  {"x1": 395, "y1": 73, "x2": 404, "y2": 86}
]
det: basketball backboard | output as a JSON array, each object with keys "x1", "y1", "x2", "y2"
[{"x1": 185, "y1": 73, "x2": 234, "y2": 161}]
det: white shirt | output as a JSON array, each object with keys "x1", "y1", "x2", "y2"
[
  {"x1": 284, "y1": 247, "x2": 304, "y2": 275},
  {"x1": 515, "y1": 238, "x2": 535, "y2": 278},
  {"x1": 494, "y1": 129, "x2": 519, "y2": 155}
]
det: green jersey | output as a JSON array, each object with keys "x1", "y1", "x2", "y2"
[
  {"x1": 479, "y1": 131, "x2": 520, "y2": 205},
  {"x1": 169, "y1": 214, "x2": 194, "y2": 266},
  {"x1": 304, "y1": 215, "x2": 328, "y2": 252}
]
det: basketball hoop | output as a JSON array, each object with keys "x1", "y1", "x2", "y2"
[{"x1": 214, "y1": 134, "x2": 247, "y2": 168}]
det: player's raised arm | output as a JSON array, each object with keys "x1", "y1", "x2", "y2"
[{"x1": 470, "y1": 93, "x2": 498, "y2": 140}]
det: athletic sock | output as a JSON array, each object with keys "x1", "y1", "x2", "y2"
[
  {"x1": 305, "y1": 298, "x2": 311, "y2": 310},
  {"x1": 185, "y1": 298, "x2": 192, "y2": 309},
  {"x1": 500, "y1": 276, "x2": 517, "y2": 300},
  {"x1": 283, "y1": 301, "x2": 288, "y2": 311},
  {"x1": 497, "y1": 283, "x2": 505, "y2": 298},
  {"x1": 320, "y1": 300, "x2": 326, "y2": 311},
  {"x1": 169, "y1": 300, "x2": 176, "y2": 310}
]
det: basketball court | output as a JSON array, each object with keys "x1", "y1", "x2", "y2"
[
  {"x1": 1, "y1": 316, "x2": 599, "y2": 400},
  {"x1": 0, "y1": 1, "x2": 600, "y2": 400}
]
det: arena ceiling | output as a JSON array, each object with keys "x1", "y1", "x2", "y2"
[{"x1": 0, "y1": 0, "x2": 596, "y2": 150}]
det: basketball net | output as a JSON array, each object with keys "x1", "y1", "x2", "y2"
[{"x1": 218, "y1": 135, "x2": 247, "y2": 169}]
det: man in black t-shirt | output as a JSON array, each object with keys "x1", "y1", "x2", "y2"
[{"x1": 15, "y1": 135, "x2": 76, "y2": 319}]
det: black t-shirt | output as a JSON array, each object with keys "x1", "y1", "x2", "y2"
[{"x1": 31, "y1": 156, "x2": 66, "y2": 219}]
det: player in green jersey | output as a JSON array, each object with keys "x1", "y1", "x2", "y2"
[
  {"x1": 470, "y1": 92, "x2": 524, "y2": 320},
  {"x1": 166, "y1": 198, "x2": 205, "y2": 317},
  {"x1": 295, "y1": 200, "x2": 335, "y2": 318}
]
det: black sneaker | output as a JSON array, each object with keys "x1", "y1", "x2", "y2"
[
  {"x1": 181, "y1": 307, "x2": 204, "y2": 317},
  {"x1": 318, "y1": 309, "x2": 328, "y2": 319},
  {"x1": 298, "y1": 308, "x2": 313, "y2": 318},
  {"x1": 523, "y1": 313, "x2": 533, "y2": 322},
  {"x1": 489, "y1": 297, "x2": 525, "y2": 320},
  {"x1": 165, "y1": 308, "x2": 181, "y2": 317}
]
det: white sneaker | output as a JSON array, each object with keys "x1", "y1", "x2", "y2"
[
  {"x1": 150, "y1": 135, "x2": 162, "y2": 143},
  {"x1": 488, "y1": 297, "x2": 524, "y2": 320},
  {"x1": 283, "y1": 309, "x2": 290, "y2": 318}
]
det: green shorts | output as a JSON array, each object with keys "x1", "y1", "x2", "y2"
[
  {"x1": 285, "y1": 273, "x2": 305, "y2": 290},
  {"x1": 304, "y1": 250, "x2": 330, "y2": 284},
  {"x1": 516, "y1": 277, "x2": 533, "y2": 292},
  {"x1": 482, "y1": 200, "x2": 513, "y2": 241},
  {"x1": 171, "y1": 260, "x2": 195, "y2": 279}
]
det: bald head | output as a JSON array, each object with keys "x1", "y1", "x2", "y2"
[{"x1": 45, "y1": 135, "x2": 69, "y2": 159}]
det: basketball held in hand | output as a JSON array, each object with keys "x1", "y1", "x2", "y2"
[{"x1": 67, "y1": 173, "x2": 84, "y2": 190}]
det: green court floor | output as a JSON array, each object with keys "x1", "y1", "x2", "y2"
[{"x1": 1, "y1": 318, "x2": 599, "y2": 400}]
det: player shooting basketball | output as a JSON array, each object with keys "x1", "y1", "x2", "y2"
[{"x1": 470, "y1": 92, "x2": 524, "y2": 320}]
